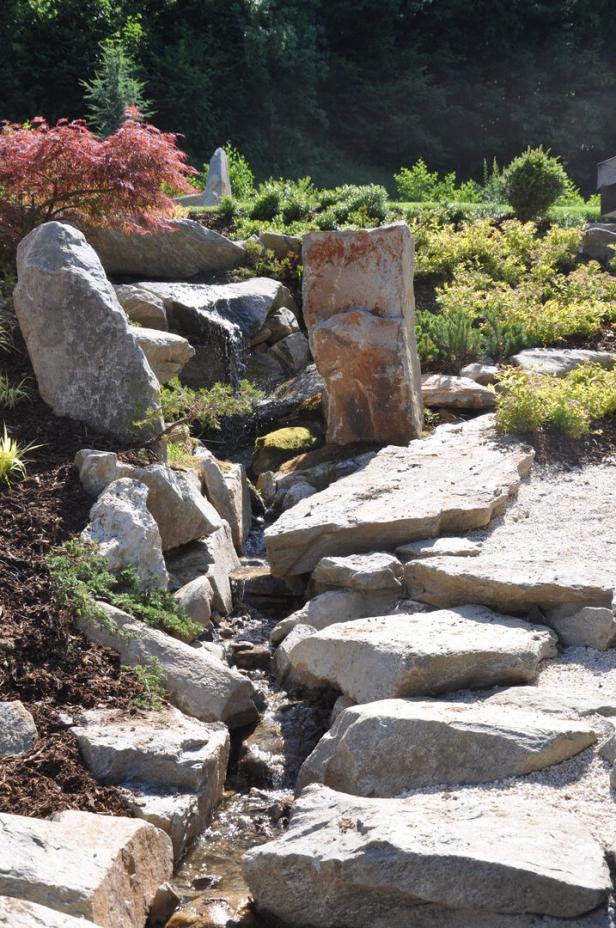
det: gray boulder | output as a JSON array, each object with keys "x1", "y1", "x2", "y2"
[
  {"x1": 312, "y1": 552, "x2": 403, "y2": 594},
  {"x1": 79, "y1": 603, "x2": 257, "y2": 728},
  {"x1": 13, "y1": 222, "x2": 162, "y2": 442},
  {"x1": 175, "y1": 147, "x2": 232, "y2": 207},
  {"x1": 581, "y1": 224, "x2": 616, "y2": 265},
  {"x1": 421, "y1": 373, "x2": 495, "y2": 409},
  {"x1": 243, "y1": 785, "x2": 611, "y2": 926},
  {"x1": 131, "y1": 326, "x2": 194, "y2": 384},
  {"x1": 0, "y1": 703, "x2": 37, "y2": 757},
  {"x1": 0, "y1": 897, "x2": 99, "y2": 928},
  {"x1": 511, "y1": 348, "x2": 616, "y2": 376},
  {"x1": 297, "y1": 698, "x2": 597, "y2": 795},
  {"x1": 81, "y1": 479, "x2": 169, "y2": 590},
  {"x1": 283, "y1": 606, "x2": 557, "y2": 702},
  {"x1": 0, "y1": 810, "x2": 173, "y2": 928},
  {"x1": 114, "y1": 285, "x2": 168, "y2": 330},
  {"x1": 88, "y1": 219, "x2": 246, "y2": 279}
]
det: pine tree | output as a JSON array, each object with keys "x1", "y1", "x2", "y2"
[{"x1": 82, "y1": 41, "x2": 153, "y2": 137}]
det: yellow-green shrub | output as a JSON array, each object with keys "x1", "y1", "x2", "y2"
[{"x1": 494, "y1": 363, "x2": 616, "y2": 437}]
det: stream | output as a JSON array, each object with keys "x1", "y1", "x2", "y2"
[{"x1": 168, "y1": 530, "x2": 334, "y2": 927}]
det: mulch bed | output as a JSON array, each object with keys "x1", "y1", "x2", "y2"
[{"x1": 0, "y1": 342, "x2": 142, "y2": 818}]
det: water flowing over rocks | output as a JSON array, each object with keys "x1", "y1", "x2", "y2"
[
  {"x1": 282, "y1": 606, "x2": 557, "y2": 701},
  {"x1": 303, "y1": 222, "x2": 423, "y2": 444},
  {"x1": 265, "y1": 416, "x2": 534, "y2": 576},
  {"x1": 78, "y1": 603, "x2": 257, "y2": 727},
  {"x1": 0, "y1": 811, "x2": 173, "y2": 928},
  {"x1": 89, "y1": 219, "x2": 246, "y2": 278},
  {"x1": 243, "y1": 785, "x2": 611, "y2": 927},
  {"x1": 13, "y1": 222, "x2": 162, "y2": 442},
  {"x1": 296, "y1": 698, "x2": 598, "y2": 795}
]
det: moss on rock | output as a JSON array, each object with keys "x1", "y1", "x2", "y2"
[{"x1": 253, "y1": 426, "x2": 321, "y2": 474}]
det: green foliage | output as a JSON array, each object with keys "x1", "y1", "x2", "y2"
[
  {"x1": 0, "y1": 424, "x2": 40, "y2": 486},
  {"x1": 503, "y1": 147, "x2": 568, "y2": 221},
  {"x1": 161, "y1": 378, "x2": 263, "y2": 431},
  {"x1": 250, "y1": 184, "x2": 282, "y2": 221},
  {"x1": 495, "y1": 364, "x2": 616, "y2": 437},
  {"x1": 230, "y1": 239, "x2": 302, "y2": 288},
  {"x1": 82, "y1": 39, "x2": 153, "y2": 136},
  {"x1": 0, "y1": 374, "x2": 30, "y2": 410},
  {"x1": 47, "y1": 539, "x2": 201, "y2": 642},
  {"x1": 395, "y1": 160, "x2": 481, "y2": 204},
  {"x1": 126, "y1": 658, "x2": 166, "y2": 710},
  {"x1": 165, "y1": 441, "x2": 197, "y2": 469},
  {"x1": 416, "y1": 310, "x2": 483, "y2": 368},
  {"x1": 217, "y1": 195, "x2": 239, "y2": 222}
]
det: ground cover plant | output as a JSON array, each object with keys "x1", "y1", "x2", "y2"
[{"x1": 494, "y1": 363, "x2": 616, "y2": 438}]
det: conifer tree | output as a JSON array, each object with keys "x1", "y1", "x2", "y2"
[{"x1": 82, "y1": 41, "x2": 152, "y2": 137}]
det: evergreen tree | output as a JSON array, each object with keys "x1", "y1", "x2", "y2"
[{"x1": 82, "y1": 40, "x2": 152, "y2": 137}]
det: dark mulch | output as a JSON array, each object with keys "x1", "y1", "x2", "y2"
[
  {"x1": 0, "y1": 342, "x2": 142, "y2": 818},
  {"x1": 528, "y1": 417, "x2": 616, "y2": 468},
  {"x1": 191, "y1": 210, "x2": 236, "y2": 237}
]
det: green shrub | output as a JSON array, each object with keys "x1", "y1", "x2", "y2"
[
  {"x1": 47, "y1": 539, "x2": 201, "y2": 642},
  {"x1": 161, "y1": 377, "x2": 263, "y2": 430},
  {"x1": 416, "y1": 310, "x2": 483, "y2": 367},
  {"x1": 395, "y1": 159, "x2": 481, "y2": 204},
  {"x1": 339, "y1": 184, "x2": 389, "y2": 221},
  {"x1": 250, "y1": 184, "x2": 282, "y2": 221},
  {"x1": 503, "y1": 147, "x2": 568, "y2": 221},
  {"x1": 0, "y1": 425, "x2": 40, "y2": 486},
  {"x1": 495, "y1": 363, "x2": 616, "y2": 437},
  {"x1": 218, "y1": 194, "x2": 240, "y2": 221},
  {"x1": 127, "y1": 658, "x2": 166, "y2": 710}
]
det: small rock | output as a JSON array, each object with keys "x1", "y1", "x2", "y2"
[
  {"x1": 198, "y1": 451, "x2": 251, "y2": 552},
  {"x1": 281, "y1": 480, "x2": 317, "y2": 510},
  {"x1": 270, "y1": 616, "x2": 298, "y2": 645},
  {"x1": 173, "y1": 575, "x2": 213, "y2": 628},
  {"x1": 267, "y1": 306, "x2": 300, "y2": 342},
  {"x1": 0, "y1": 702, "x2": 37, "y2": 757},
  {"x1": 421, "y1": 373, "x2": 495, "y2": 409},
  {"x1": 131, "y1": 326, "x2": 195, "y2": 384},
  {"x1": 268, "y1": 332, "x2": 311, "y2": 373},
  {"x1": 312, "y1": 552, "x2": 403, "y2": 593},
  {"x1": 166, "y1": 525, "x2": 240, "y2": 616},
  {"x1": 459, "y1": 362, "x2": 499, "y2": 385},
  {"x1": 258, "y1": 230, "x2": 302, "y2": 260},
  {"x1": 113, "y1": 284, "x2": 169, "y2": 330},
  {"x1": 511, "y1": 347, "x2": 616, "y2": 376},
  {"x1": 0, "y1": 896, "x2": 100, "y2": 927}
]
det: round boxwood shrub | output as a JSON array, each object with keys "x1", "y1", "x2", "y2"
[{"x1": 503, "y1": 147, "x2": 568, "y2": 221}]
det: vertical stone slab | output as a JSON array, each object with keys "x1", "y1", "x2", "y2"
[
  {"x1": 302, "y1": 222, "x2": 423, "y2": 445},
  {"x1": 203, "y1": 147, "x2": 232, "y2": 205}
]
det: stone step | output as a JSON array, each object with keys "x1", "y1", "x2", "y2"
[
  {"x1": 0, "y1": 811, "x2": 173, "y2": 928},
  {"x1": 265, "y1": 415, "x2": 533, "y2": 576},
  {"x1": 405, "y1": 556, "x2": 616, "y2": 649},
  {"x1": 243, "y1": 785, "x2": 611, "y2": 927},
  {"x1": 281, "y1": 605, "x2": 557, "y2": 702},
  {"x1": 297, "y1": 697, "x2": 598, "y2": 796}
]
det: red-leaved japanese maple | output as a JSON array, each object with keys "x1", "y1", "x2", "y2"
[{"x1": 0, "y1": 109, "x2": 195, "y2": 255}]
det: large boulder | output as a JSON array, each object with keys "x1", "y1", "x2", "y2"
[
  {"x1": 88, "y1": 220, "x2": 246, "y2": 279},
  {"x1": 581, "y1": 224, "x2": 616, "y2": 265},
  {"x1": 265, "y1": 416, "x2": 534, "y2": 576},
  {"x1": 0, "y1": 811, "x2": 173, "y2": 928},
  {"x1": 133, "y1": 278, "x2": 296, "y2": 389},
  {"x1": 176, "y1": 148, "x2": 232, "y2": 207},
  {"x1": 303, "y1": 222, "x2": 423, "y2": 445},
  {"x1": 81, "y1": 479, "x2": 169, "y2": 590},
  {"x1": 0, "y1": 702, "x2": 37, "y2": 757},
  {"x1": 75, "y1": 451, "x2": 222, "y2": 552},
  {"x1": 282, "y1": 606, "x2": 557, "y2": 701},
  {"x1": 297, "y1": 698, "x2": 597, "y2": 795},
  {"x1": 13, "y1": 222, "x2": 162, "y2": 442},
  {"x1": 0, "y1": 896, "x2": 99, "y2": 928},
  {"x1": 243, "y1": 785, "x2": 611, "y2": 927},
  {"x1": 78, "y1": 603, "x2": 257, "y2": 727},
  {"x1": 131, "y1": 326, "x2": 194, "y2": 384},
  {"x1": 72, "y1": 706, "x2": 229, "y2": 860}
]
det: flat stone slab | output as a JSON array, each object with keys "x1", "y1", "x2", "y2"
[
  {"x1": 405, "y1": 556, "x2": 616, "y2": 648},
  {"x1": 396, "y1": 536, "x2": 481, "y2": 560},
  {"x1": 0, "y1": 896, "x2": 100, "y2": 928},
  {"x1": 0, "y1": 702, "x2": 37, "y2": 757},
  {"x1": 89, "y1": 219, "x2": 246, "y2": 279},
  {"x1": 266, "y1": 416, "x2": 534, "y2": 576},
  {"x1": 421, "y1": 373, "x2": 495, "y2": 409},
  {"x1": 283, "y1": 605, "x2": 557, "y2": 703},
  {"x1": 243, "y1": 785, "x2": 611, "y2": 926},
  {"x1": 0, "y1": 810, "x2": 173, "y2": 928},
  {"x1": 312, "y1": 552, "x2": 403, "y2": 592},
  {"x1": 484, "y1": 686, "x2": 616, "y2": 719},
  {"x1": 511, "y1": 348, "x2": 616, "y2": 376},
  {"x1": 297, "y1": 698, "x2": 597, "y2": 795},
  {"x1": 78, "y1": 603, "x2": 257, "y2": 728}
]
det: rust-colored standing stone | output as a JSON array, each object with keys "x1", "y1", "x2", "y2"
[{"x1": 302, "y1": 222, "x2": 423, "y2": 444}]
